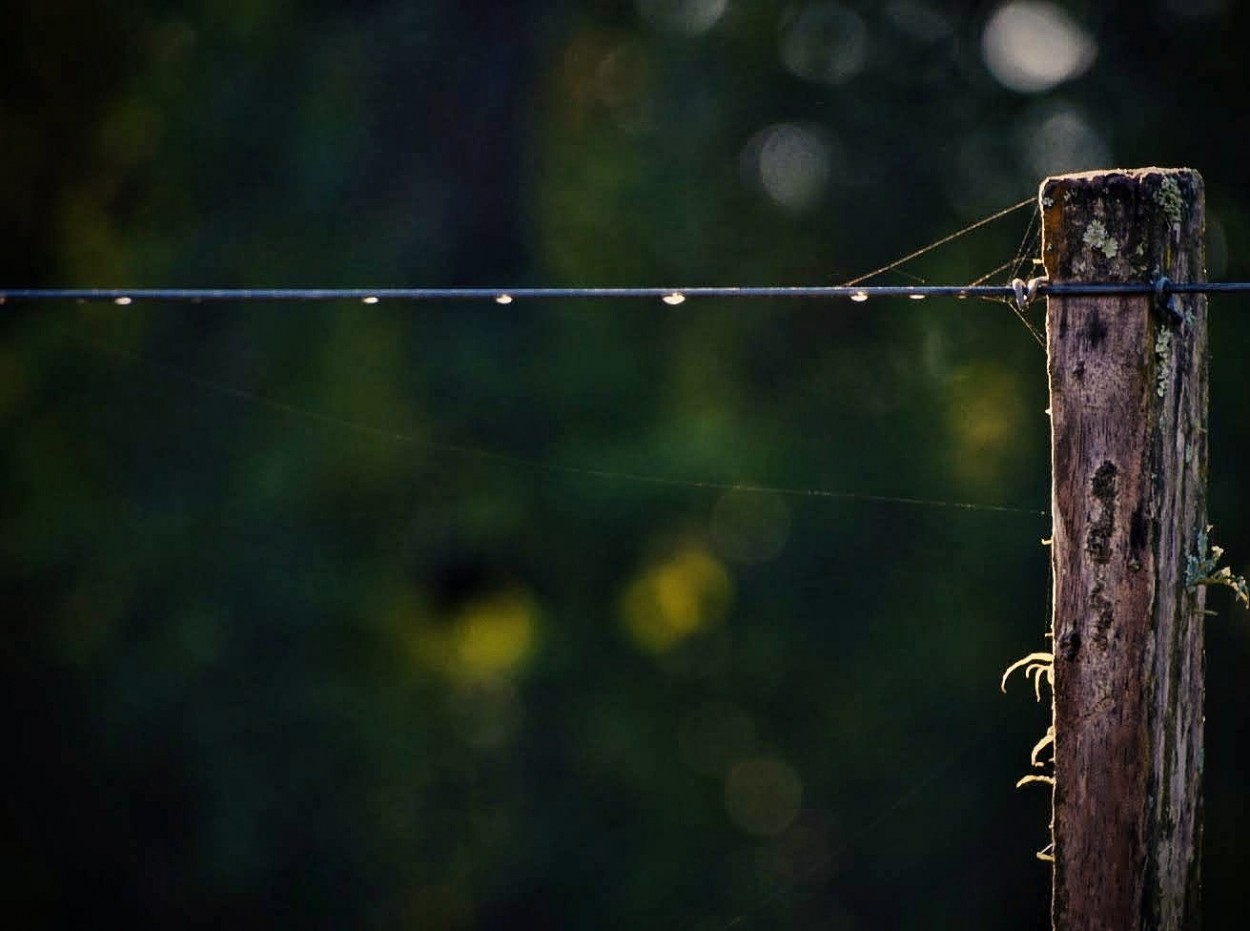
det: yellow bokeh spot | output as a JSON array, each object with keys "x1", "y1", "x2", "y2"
[
  {"x1": 946, "y1": 363, "x2": 1026, "y2": 485},
  {"x1": 393, "y1": 588, "x2": 540, "y2": 685},
  {"x1": 621, "y1": 544, "x2": 733, "y2": 653},
  {"x1": 450, "y1": 590, "x2": 539, "y2": 683}
]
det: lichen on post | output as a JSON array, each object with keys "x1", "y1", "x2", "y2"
[{"x1": 1042, "y1": 168, "x2": 1207, "y2": 930}]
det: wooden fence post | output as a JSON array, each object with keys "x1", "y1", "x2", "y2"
[{"x1": 1042, "y1": 168, "x2": 1207, "y2": 929}]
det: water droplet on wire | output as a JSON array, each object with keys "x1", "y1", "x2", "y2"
[
  {"x1": 909, "y1": 293, "x2": 926, "y2": 300},
  {"x1": 362, "y1": 296, "x2": 379, "y2": 304},
  {"x1": 850, "y1": 291, "x2": 869, "y2": 302},
  {"x1": 495, "y1": 294, "x2": 513, "y2": 305},
  {"x1": 114, "y1": 296, "x2": 132, "y2": 306},
  {"x1": 663, "y1": 292, "x2": 686, "y2": 306}
]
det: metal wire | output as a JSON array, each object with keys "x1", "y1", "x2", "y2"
[{"x1": 2, "y1": 281, "x2": 1249, "y2": 304}]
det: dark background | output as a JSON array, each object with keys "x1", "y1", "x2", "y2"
[{"x1": 4, "y1": 1, "x2": 1249, "y2": 928}]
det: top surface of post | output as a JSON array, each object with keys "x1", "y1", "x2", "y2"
[{"x1": 1040, "y1": 167, "x2": 1204, "y2": 286}]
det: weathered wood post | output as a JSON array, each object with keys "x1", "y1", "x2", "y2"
[{"x1": 1042, "y1": 167, "x2": 1207, "y2": 929}]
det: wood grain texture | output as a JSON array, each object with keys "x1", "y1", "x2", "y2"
[{"x1": 1042, "y1": 168, "x2": 1207, "y2": 930}]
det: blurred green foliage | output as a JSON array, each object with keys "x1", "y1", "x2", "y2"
[{"x1": 3, "y1": 1, "x2": 1250, "y2": 928}]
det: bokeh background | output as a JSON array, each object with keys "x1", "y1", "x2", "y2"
[{"x1": 4, "y1": 1, "x2": 1249, "y2": 928}]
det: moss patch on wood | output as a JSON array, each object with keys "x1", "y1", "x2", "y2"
[{"x1": 1082, "y1": 220, "x2": 1119, "y2": 258}]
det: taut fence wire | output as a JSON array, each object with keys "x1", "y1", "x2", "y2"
[
  {"x1": 2, "y1": 280, "x2": 1249, "y2": 307},
  {"x1": 6, "y1": 193, "x2": 1243, "y2": 310}
]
